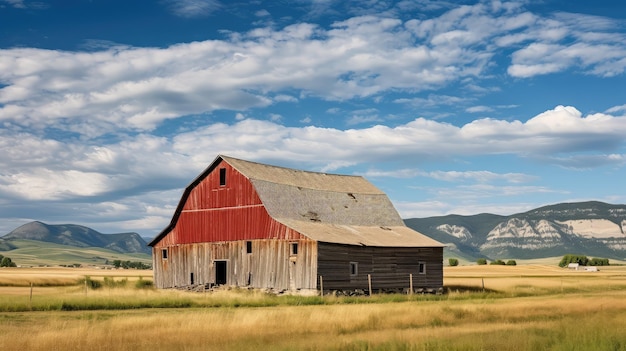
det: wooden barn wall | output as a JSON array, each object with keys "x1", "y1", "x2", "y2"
[
  {"x1": 184, "y1": 160, "x2": 261, "y2": 210},
  {"x1": 317, "y1": 243, "x2": 443, "y2": 291},
  {"x1": 152, "y1": 239, "x2": 317, "y2": 290},
  {"x1": 151, "y1": 159, "x2": 317, "y2": 289}
]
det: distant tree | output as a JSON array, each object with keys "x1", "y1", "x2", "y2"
[
  {"x1": 490, "y1": 259, "x2": 505, "y2": 265},
  {"x1": 476, "y1": 258, "x2": 488, "y2": 265},
  {"x1": 0, "y1": 256, "x2": 17, "y2": 267},
  {"x1": 448, "y1": 258, "x2": 459, "y2": 266},
  {"x1": 559, "y1": 254, "x2": 589, "y2": 267},
  {"x1": 506, "y1": 260, "x2": 517, "y2": 266},
  {"x1": 589, "y1": 258, "x2": 610, "y2": 266}
]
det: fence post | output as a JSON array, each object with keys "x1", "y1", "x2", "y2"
[
  {"x1": 367, "y1": 274, "x2": 372, "y2": 296},
  {"x1": 409, "y1": 273, "x2": 413, "y2": 295},
  {"x1": 319, "y1": 275, "x2": 324, "y2": 297}
]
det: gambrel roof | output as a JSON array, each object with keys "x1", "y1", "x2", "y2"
[{"x1": 150, "y1": 155, "x2": 443, "y2": 247}]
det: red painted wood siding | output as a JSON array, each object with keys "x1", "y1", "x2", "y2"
[
  {"x1": 182, "y1": 161, "x2": 260, "y2": 210},
  {"x1": 153, "y1": 160, "x2": 306, "y2": 248}
]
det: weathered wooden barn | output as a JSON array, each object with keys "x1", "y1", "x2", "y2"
[{"x1": 148, "y1": 155, "x2": 444, "y2": 293}]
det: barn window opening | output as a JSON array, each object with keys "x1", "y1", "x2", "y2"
[
  {"x1": 290, "y1": 242, "x2": 298, "y2": 255},
  {"x1": 161, "y1": 249, "x2": 168, "y2": 260},
  {"x1": 350, "y1": 262, "x2": 358, "y2": 276},
  {"x1": 190, "y1": 272, "x2": 194, "y2": 285},
  {"x1": 219, "y1": 168, "x2": 226, "y2": 186},
  {"x1": 418, "y1": 262, "x2": 426, "y2": 274},
  {"x1": 246, "y1": 241, "x2": 252, "y2": 254}
]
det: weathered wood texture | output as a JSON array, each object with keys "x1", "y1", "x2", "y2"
[
  {"x1": 153, "y1": 239, "x2": 318, "y2": 289},
  {"x1": 317, "y1": 242, "x2": 443, "y2": 291}
]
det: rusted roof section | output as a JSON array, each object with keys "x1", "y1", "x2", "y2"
[
  {"x1": 222, "y1": 155, "x2": 384, "y2": 194},
  {"x1": 277, "y1": 219, "x2": 444, "y2": 247},
  {"x1": 250, "y1": 179, "x2": 405, "y2": 227}
]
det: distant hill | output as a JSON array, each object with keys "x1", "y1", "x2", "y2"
[
  {"x1": 0, "y1": 238, "x2": 17, "y2": 251},
  {"x1": 1, "y1": 239, "x2": 152, "y2": 268},
  {"x1": 2, "y1": 221, "x2": 151, "y2": 255},
  {"x1": 142, "y1": 236, "x2": 155, "y2": 243},
  {"x1": 405, "y1": 201, "x2": 626, "y2": 261}
]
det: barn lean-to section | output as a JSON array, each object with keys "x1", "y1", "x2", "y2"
[{"x1": 149, "y1": 155, "x2": 444, "y2": 293}]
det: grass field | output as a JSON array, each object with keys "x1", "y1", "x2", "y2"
[
  {"x1": 1, "y1": 265, "x2": 626, "y2": 350},
  {"x1": 2, "y1": 239, "x2": 152, "y2": 267}
]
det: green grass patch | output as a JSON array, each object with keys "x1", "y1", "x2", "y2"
[{"x1": 2, "y1": 239, "x2": 151, "y2": 267}]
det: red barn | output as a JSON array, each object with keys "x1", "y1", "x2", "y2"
[{"x1": 148, "y1": 155, "x2": 443, "y2": 293}]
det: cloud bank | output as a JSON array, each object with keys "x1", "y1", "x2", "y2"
[{"x1": 1, "y1": 1, "x2": 625, "y2": 234}]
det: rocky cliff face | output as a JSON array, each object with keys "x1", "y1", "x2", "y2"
[{"x1": 405, "y1": 201, "x2": 626, "y2": 260}]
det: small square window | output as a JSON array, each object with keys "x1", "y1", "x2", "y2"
[
  {"x1": 350, "y1": 262, "x2": 358, "y2": 276},
  {"x1": 418, "y1": 262, "x2": 426, "y2": 274},
  {"x1": 162, "y1": 248, "x2": 168, "y2": 260},
  {"x1": 290, "y1": 242, "x2": 298, "y2": 255},
  {"x1": 246, "y1": 241, "x2": 252, "y2": 254},
  {"x1": 219, "y1": 168, "x2": 226, "y2": 186}
]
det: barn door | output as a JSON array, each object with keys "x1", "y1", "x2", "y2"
[{"x1": 215, "y1": 261, "x2": 227, "y2": 285}]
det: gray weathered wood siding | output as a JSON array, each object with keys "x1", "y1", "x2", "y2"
[
  {"x1": 317, "y1": 242, "x2": 443, "y2": 291},
  {"x1": 152, "y1": 239, "x2": 318, "y2": 290}
]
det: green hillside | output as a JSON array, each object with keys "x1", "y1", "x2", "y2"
[
  {"x1": 0, "y1": 239, "x2": 152, "y2": 267},
  {"x1": 3, "y1": 221, "x2": 151, "y2": 255}
]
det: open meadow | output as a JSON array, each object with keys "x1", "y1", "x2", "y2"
[{"x1": 1, "y1": 264, "x2": 626, "y2": 350}]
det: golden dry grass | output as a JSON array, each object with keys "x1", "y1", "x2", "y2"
[
  {"x1": 2, "y1": 292, "x2": 626, "y2": 350},
  {"x1": 0, "y1": 267, "x2": 152, "y2": 286},
  {"x1": 444, "y1": 264, "x2": 626, "y2": 293},
  {"x1": 1, "y1": 265, "x2": 626, "y2": 350}
]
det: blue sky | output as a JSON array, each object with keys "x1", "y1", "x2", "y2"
[{"x1": 1, "y1": 0, "x2": 625, "y2": 237}]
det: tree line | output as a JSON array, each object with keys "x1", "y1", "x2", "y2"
[
  {"x1": 110, "y1": 260, "x2": 151, "y2": 269},
  {"x1": 448, "y1": 255, "x2": 611, "y2": 267},
  {"x1": 558, "y1": 254, "x2": 610, "y2": 267},
  {"x1": 448, "y1": 258, "x2": 517, "y2": 266}
]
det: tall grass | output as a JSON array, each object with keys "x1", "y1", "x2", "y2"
[
  {"x1": 2, "y1": 292, "x2": 626, "y2": 351},
  {"x1": 0, "y1": 267, "x2": 152, "y2": 287},
  {"x1": 2, "y1": 265, "x2": 626, "y2": 350}
]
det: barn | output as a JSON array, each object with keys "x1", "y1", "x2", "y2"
[{"x1": 148, "y1": 155, "x2": 444, "y2": 294}]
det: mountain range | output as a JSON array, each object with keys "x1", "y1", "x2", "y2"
[
  {"x1": 1, "y1": 221, "x2": 151, "y2": 255},
  {"x1": 2, "y1": 201, "x2": 626, "y2": 264},
  {"x1": 404, "y1": 201, "x2": 626, "y2": 261}
]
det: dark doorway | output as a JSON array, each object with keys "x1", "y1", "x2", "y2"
[
  {"x1": 190, "y1": 272, "x2": 194, "y2": 285},
  {"x1": 215, "y1": 261, "x2": 227, "y2": 285}
]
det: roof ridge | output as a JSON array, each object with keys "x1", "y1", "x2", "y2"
[{"x1": 220, "y1": 154, "x2": 365, "y2": 179}]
